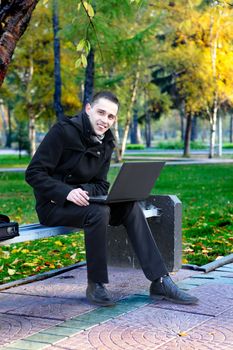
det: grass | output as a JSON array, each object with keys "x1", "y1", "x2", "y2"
[
  {"x1": 0, "y1": 155, "x2": 30, "y2": 168},
  {"x1": 0, "y1": 163, "x2": 233, "y2": 284}
]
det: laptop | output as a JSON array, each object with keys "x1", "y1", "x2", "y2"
[{"x1": 89, "y1": 161, "x2": 165, "y2": 204}]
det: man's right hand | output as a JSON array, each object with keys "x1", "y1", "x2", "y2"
[{"x1": 66, "y1": 188, "x2": 89, "y2": 206}]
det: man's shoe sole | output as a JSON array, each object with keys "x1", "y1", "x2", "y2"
[
  {"x1": 86, "y1": 294, "x2": 116, "y2": 307},
  {"x1": 150, "y1": 294, "x2": 199, "y2": 305}
]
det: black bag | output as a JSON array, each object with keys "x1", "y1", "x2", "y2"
[{"x1": 0, "y1": 214, "x2": 19, "y2": 242}]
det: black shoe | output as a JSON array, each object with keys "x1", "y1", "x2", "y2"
[
  {"x1": 86, "y1": 281, "x2": 115, "y2": 307},
  {"x1": 150, "y1": 275, "x2": 199, "y2": 305}
]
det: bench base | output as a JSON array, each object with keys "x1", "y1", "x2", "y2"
[{"x1": 107, "y1": 195, "x2": 182, "y2": 272}]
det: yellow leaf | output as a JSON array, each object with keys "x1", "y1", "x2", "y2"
[
  {"x1": 71, "y1": 253, "x2": 77, "y2": 260},
  {"x1": 178, "y1": 331, "x2": 188, "y2": 337},
  {"x1": 23, "y1": 262, "x2": 37, "y2": 267},
  {"x1": 22, "y1": 249, "x2": 30, "y2": 254},
  {"x1": 55, "y1": 241, "x2": 63, "y2": 246},
  {"x1": 76, "y1": 39, "x2": 86, "y2": 52},
  {"x1": 83, "y1": 1, "x2": 94, "y2": 18},
  {"x1": 75, "y1": 58, "x2": 82, "y2": 68},
  {"x1": 81, "y1": 54, "x2": 87, "y2": 68},
  {"x1": 2, "y1": 251, "x2": 10, "y2": 259},
  {"x1": 8, "y1": 268, "x2": 16, "y2": 276}
]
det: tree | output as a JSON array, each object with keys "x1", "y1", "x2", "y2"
[
  {"x1": 0, "y1": 0, "x2": 40, "y2": 86},
  {"x1": 151, "y1": 1, "x2": 233, "y2": 157}
]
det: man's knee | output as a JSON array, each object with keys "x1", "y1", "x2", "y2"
[{"x1": 85, "y1": 204, "x2": 110, "y2": 226}]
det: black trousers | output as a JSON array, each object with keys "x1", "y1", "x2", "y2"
[{"x1": 39, "y1": 201, "x2": 168, "y2": 283}]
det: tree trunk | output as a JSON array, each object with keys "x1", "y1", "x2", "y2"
[
  {"x1": 83, "y1": 47, "x2": 94, "y2": 108},
  {"x1": 120, "y1": 68, "x2": 140, "y2": 159},
  {"x1": 53, "y1": 0, "x2": 64, "y2": 121},
  {"x1": 208, "y1": 97, "x2": 218, "y2": 158},
  {"x1": 0, "y1": 0, "x2": 39, "y2": 86},
  {"x1": 145, "y1": 111, "x2": 151, "y2": 148},
  {"x1": 230, "y1": 114, "x2": 233, "y2": 143},
  {"x1": 113, "y1": 118, "x2": 121, "y2": 163},
  {"x1": 191, "y1": 115, "x2": 198, "y2": 142},
  {"x1": 183, "y1": 113, "x2": 192, "y2": 157},
  {"x1": 137, "y1": 124, "x2": 143, "y2": 144},
  {"x1": 5, "y1": 105, "x2": 12, "y2": 147},
  {"x1": 130, "y1": 108, "x2": 139, "y2": 144},
  {"x1": 28, "y1": 110, "x2": 36, "y2": 156},
  {"x1": 217, "y1": 113, "x2": 222, "y2": 157},
  {"x1": 0, "y1": 99, "x2": 8, "y2": 146},
  {"x1": 180, "y1": 102, "x2": 185, "y2": 141},
  {"x1": 209, "y1": 14, "x2": 219, "y2": 159}
]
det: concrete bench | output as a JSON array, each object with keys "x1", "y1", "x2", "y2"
[{"x1": 0, "y1": 195, "x2": 182, "y2": 272}]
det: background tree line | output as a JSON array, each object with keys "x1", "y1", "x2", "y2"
[{"x1": 0, "y1": 0, "x2": 233, "y2": 159}]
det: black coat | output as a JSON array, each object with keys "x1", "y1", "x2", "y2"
[{"x1": 25, "y1": 112, "x2": 115, "y2": 218}]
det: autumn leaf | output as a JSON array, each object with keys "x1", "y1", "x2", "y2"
[
  {"x1": 178, "y1": 331, "x2": 188, "y2": 337},
  {"x1": 23, "y1": 262, "x2": 37, "y2": 267},
  {"x1": 8, "y1": 268, "x2": 16, "y2": 276},
  {"x1": 22, "y1": 249, "x2": 30, "y2": 254}
]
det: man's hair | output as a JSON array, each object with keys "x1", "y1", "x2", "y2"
[{"x1": 90, "y1": 91, "x2": 120, "y2": 108}]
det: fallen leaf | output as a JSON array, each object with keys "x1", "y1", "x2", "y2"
[
  {"x1": 178, "y1": 331, "x2": 188, "y2": 337},
  {"x1": 8, "y1": 268, "x2": 16, "y2": 276}
]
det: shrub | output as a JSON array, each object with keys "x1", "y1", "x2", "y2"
[{"x1": 126, "y1": 144, "x2": 145, "y2": 150}]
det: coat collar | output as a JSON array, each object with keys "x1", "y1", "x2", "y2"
[{"x1": 68, "y1": 111, "x2": 115, "y2": 145}]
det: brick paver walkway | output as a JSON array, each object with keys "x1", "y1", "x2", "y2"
[{"x1": 0, "y1": 264, "x2": 233, "y2": 349}]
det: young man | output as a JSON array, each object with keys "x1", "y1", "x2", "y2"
[{"x1": 25, "y1": 91, "x2": 198, "y2": 307}]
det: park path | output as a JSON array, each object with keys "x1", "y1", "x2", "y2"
[
  {"x1": 0, "y1": 263, "x2": 233, "y2": 350},
  {"x1": 1, "y1": 156, "x2": 233, "y2": 173}
]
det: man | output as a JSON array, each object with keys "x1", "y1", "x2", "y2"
[{"x1": 25, "y1": 91, "x2": 198, "y2": 307}]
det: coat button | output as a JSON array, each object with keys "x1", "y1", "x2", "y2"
[
  {"x1": 97, "y1": 151, "x2": 100, "y2": 155},
  {"x1": 68, "y1": 174, "x2": 72, "y2": 178}
]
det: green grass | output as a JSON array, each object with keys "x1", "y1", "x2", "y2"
[
  {"x1": 0, "y1": 163, "x2": 233, "y2": 284},
  {"x1": 0, "y1": 155, "x2": 30, "y2": 168}
]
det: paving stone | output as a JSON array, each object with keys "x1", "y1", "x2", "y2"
[
  {"x1": 0, "y1": 294, "x2": 47, "y2": 313},
  {"x1": 6, "y1": 296, "x2": 93, "y2": 320},
  {"x1": 56, "y1": 318, "x2": 92, "y2": 330},
  {"x1": 0, "y1": 267, "x2": 221, "y2": 350},
  {"x1": 158, "y1": 309, "x2": 233, "y2": 350},
  {"x1": 157, "y1": 338, "x2": 233, "y2": 349},
  {"x1": 5, "y1": 339, "x2": 48, "y2": 350},
  {"x1": 150, "y1": 283, "x2": 233, "y2": 317},
  {"x1": 26, "y1": 332, "x2": 65, "y2": 344},
  {"x1": 41, "y1": 325, "x2": 82, "y2": 337},
  {"x1": 44, "y1": 306, "x2": 210, "y2": 350},
  {"x1": 176, "y1": 279, "x2": 208, "y2": 290},
  {"x1": 0, "y1": 313, "x2": 59, "y2": 346}
]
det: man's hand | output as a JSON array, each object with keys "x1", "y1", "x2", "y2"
[{"x1": 67, "y1": 188, "x2": 89, "y2": 206}]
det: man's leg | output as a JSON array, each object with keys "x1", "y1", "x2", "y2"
[
  {"x1": 40, "y1": 201, "x2": 114, "y2": 306},
  {"x1": 110, "y1": 201, "x2": 198, "y2": 305},
  {"x1": 110, "y1": 201, "x2": 168, "y2": 280}
]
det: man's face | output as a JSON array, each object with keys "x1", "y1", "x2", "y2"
[{"x1": 85, "y1": 98, "x2": 118, "y2": 135}]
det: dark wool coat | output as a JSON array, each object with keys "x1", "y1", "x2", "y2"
[{"x1": 25, "y1": 112, "x2": 115, "y2": 221}]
